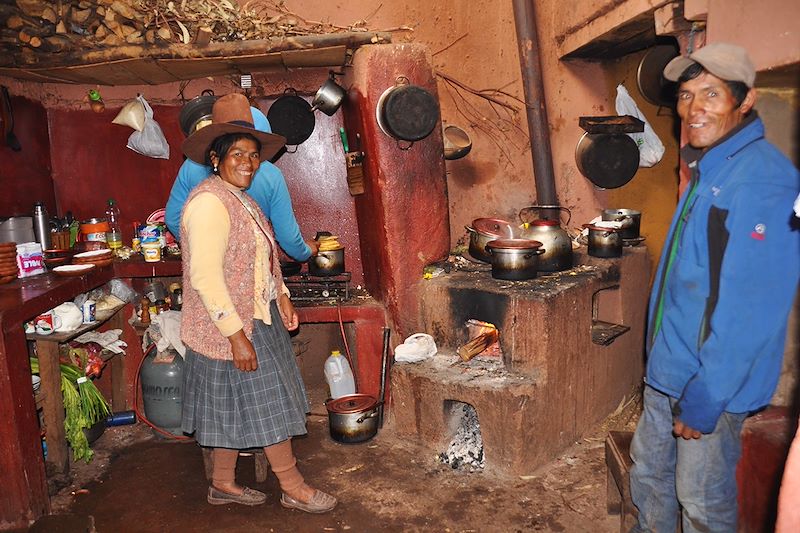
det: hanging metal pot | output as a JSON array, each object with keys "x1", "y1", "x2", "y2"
[
  {"x1": 637, "y1": 43, "x2": 679, "y2": 107},
  {"x1": 178, "y1": 90, "x2": 218, "y2": 137},
  {"x1": 267, "y1": 88, "x2": 316, "y2": 149},
  {"x1": 575, "y1": 132, "x2": 639, "y2": 189},
  {"x1": 376, "y1": 76, "x2": 439, "y2": 148},
  {"x1": 310, "y1": 75, "x2": 346, "y2": 116}
]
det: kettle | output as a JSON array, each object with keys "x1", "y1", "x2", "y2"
[{"x1": 518, "y1": 205, "x2": 573, "y2": 272}]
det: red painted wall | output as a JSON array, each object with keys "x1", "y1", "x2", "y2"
[{"x1": 0, "y1": 97, "x2": 54, "y2": 218}]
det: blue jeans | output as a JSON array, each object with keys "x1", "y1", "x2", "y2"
[{"x1": 629, "y1": 385, "x2": 747, "y2": 533}]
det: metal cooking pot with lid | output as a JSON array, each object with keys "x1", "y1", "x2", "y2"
[
  {"x1": 465, "y1": 218, "x2": 514, "y2": 263},
  {"x1": 601, "y1": 208, "x2": 641, "y2": 240},
  {"x1": 179, "y1": 90, "x2": 217, "y2": 137},
  {"x1": 376, "y1": 76, "x2": 439, "y2": 147},
  {"x1": 485, "y1": 238, "x2": 545, "y2": 281},
  {"x1": 583, "y1": 224, "x2": 623, "y2": 258},
  {"x1": 326, "y1": 393, "x2": 381, "y2": 444}
]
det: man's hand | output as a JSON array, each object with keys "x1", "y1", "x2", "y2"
[
  {"x1": 277, "y1": 293, "x2": 299, "y2": 331},
  {"x1": 228, "y1": 329, "x2": 258, "y2": 372},
  {"x1": 306, "y1": 239, "x2": 320, "y2": 256},
  {"x1": 673, "y1": 420, "x2": 702, "y2": 440}
]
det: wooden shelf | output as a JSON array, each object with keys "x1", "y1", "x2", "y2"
[{"x1": 26, "y1": 304, "x2": 126, "y2": 344}]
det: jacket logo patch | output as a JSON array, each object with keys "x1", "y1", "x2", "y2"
[
  {"x1": 711, "y1": 186, "x2": 722, "y2": 196},
  {"x1": 750, "y1": 223, "x2": 766, "y2": 241}
]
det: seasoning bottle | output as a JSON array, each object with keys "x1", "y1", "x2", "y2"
[
  {"x1": 171, "y1": 288, "x2": 182, "y2": 311},
  {"x1": 131, "y1": 221, "x2": 141, "y2": 253},
  {"x1": 105, "y1": 199, "x2": 122, "y2": 251},
  {"x1": 32, "y1": 202, "x2": 51, "y2": 250}
]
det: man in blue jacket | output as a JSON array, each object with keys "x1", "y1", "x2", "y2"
[
  {"x1": 165, "y1": 105, "x2": 317, "y2": 261},
  {"x1": 630, "y1": 42, "x2": 800, "y2": 532}
]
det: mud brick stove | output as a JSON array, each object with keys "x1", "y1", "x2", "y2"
[{"x1": 390, "y1": 248, "x2": 650, "y2": 475}]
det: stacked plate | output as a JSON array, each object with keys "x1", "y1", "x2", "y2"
[
  {"x1": 72, "y1": 248, "x2": 113, "y2": 268},
  {"x1": 0, "y1": 242, "x2": 18, "y2": 285}
]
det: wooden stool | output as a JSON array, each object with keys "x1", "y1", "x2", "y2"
[
  {"x1": 201, "y1": 447, "x2": 269, "y2": 483},
  {"x1": 605, "y1": 431, "x2": 638, "y2": 533}
]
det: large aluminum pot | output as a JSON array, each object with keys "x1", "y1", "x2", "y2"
[
  {"x1": 310, "y1": 76, "x2": 346, "y2": 116},
  {"x1": 326, "y1": 394, "x2": 381, "y2": 444},
  {"x1": 308, "y1": 247, "x2": 345, "y2": 276},
  {"x1": 485, "y1": 238, "x2": 544, "y2": 280},
  {"x1": 584, "y1": 225, "x2": 622, "y2": 258},
  {"x1": 601, "y1": 209, "x2": 641, "y2": 240},
  {"x1": 465, "y1": 218, "x2": 514, "y2": 263}
]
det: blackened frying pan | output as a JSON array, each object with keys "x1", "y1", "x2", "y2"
[
  {"x1": 267, "y1": 89, "x2": 316, "y2": 147},
  {"x1": 575, "y1": 132, "x2": 639, "y2": 189}
]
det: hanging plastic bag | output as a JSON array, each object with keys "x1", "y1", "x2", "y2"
[
  {"x1": 615, "y1": 84, "x2": 664, "y2": 168},
  {"x1": 126, "y1": 95, "x2": 170, "y2": 159},
  {"x1": 111, "y1": 98, "x2": 145, "y2": 131}
]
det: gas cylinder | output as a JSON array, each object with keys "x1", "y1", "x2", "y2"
[{"x1": 140, "y1": 347, "x2": 184, "y2": 435}]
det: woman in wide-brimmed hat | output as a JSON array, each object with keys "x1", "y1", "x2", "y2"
[{"x1": 179, "y1": 93, "x2": 336, "y2": 513}]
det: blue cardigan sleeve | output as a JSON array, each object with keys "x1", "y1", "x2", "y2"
[
  {"x1": 676, "y1": 182, "x2": 800, "y2": 432},
  {"x1": 165, "y1": 159, "x2": 210, "y2": 240},
  {"x1": 245, "y1": 163, "x2": 311, "y2": 261}
]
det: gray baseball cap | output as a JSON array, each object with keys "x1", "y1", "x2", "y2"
[{"x1": 663, "y1": 42, "x2": 756, "y2": 88}]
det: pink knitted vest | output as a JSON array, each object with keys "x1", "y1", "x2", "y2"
[{"x1": 180, "y1": 176, "x2": 283, "y2": 360}]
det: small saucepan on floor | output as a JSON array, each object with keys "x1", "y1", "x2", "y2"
[{"x1": 326, "y1": 394, "x2": 382, "y2": 444}]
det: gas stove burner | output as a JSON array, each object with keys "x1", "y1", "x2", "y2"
[{"x1": 284, "y1": 272, "x2": 351, "y2": 302}]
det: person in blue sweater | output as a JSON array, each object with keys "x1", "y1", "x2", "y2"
[
  {"x1": 165, "y1": 104, "x2": 317, "y2": 261},
  {"x1": 630, "y1": 43, "x2": 800, "y2": 533}
]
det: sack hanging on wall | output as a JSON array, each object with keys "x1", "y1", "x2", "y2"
[
  {"x1": 126, "y1": 95, "x2": 170, "y2": 160},
  {"x1": 615, "y1": 84, "x2": 664, "y2": 168}
]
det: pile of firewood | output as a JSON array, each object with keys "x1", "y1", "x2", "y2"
[{"x1": 0, "y1": 0, "x2": 379, "y2": 67}]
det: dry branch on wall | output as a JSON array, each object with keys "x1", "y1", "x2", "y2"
[
  {"x1": 436, "y1": 70, "x2": 529, "y2": 166},
  {"x1": 0, "y1": 0, "x2": 409, "y2": 67}
]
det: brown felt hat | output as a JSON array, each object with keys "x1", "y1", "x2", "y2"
[
  {"x1": 663, "y1": 42, "x2": 756, "y2": 88},
  {"x1": 181, "y1": 93, "x2": 285, "y2": 164}
]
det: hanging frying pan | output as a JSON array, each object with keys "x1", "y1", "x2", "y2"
[
  {"x1": 637, "y1": 43, "x2": 680, "y2": 107},
  {"x1": 376, "y1": 76, "x2": 439, "y2": 149},
  {"x1": 267, "y1": 88, "x2": 316, "y2": 149},
  {"x1": 178, "y1": 89, "x2": 217, "y2": 137},
  {"x1": 575, "y1": 132, "x2": 639, "y2": 189}
]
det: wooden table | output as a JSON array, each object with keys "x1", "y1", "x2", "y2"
[{"x1": 26, "y1": 303, "x2": 126, "y2": 475}]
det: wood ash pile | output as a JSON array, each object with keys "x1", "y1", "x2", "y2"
[{"x1": 438, "y1": 403, "x2": 485, "y2": 471}]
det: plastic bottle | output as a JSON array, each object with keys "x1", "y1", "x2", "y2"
[
  {"x1": 324, "y1": 349, "x2": 355, "y2": 399},
  {"x1": 32, "y1": 202, "x2": 51, "y2": 250},
  {"x1": 105, "y1": 199, "x2": 122, "y2": 250}
]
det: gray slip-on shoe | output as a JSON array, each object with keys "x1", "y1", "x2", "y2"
[
  {"x1": 280, "y1": 490, "x2": 337, "y2": 514},
  {"x1": 207, "y1": 486, "x2": 267, "y2": 506}
]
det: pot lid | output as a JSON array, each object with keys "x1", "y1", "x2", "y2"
[
  {"x1": 575, "y1": 132, "x2": 639, "y2": 189},
  {"x1": 326, "y1": 394, "x2": 378, "y2": 414},
  {"x1": 472, "y1": 218, "x2": 514, "y2": 237},
  {"x1": 637, "y1": 43, "x2": 680, "y2": 107},
  {"x1": 486, "y1": 238, "x2": 543, "y2": 249}
]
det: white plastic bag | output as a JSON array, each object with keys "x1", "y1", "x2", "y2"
[
  {"x1": 615, "y1": 84, "x2": 664, "y2": 168},
  {"x1": 394, "y1": 333, "x2": 437, "y2": 363},
  {"x1": 112, "y1": 98, "x2": 145, "y2": 131},
  {"x1": 126, "y1": 95, "x2": 170, "y2": 159}
]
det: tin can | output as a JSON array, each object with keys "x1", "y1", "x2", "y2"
[{"x1": 82, "y1": 299, "x2": 96, "y2": 324}]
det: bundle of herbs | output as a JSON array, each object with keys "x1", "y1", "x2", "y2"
[{"x1": 30, "y1": 357, "x2": 110, "y2": 462}]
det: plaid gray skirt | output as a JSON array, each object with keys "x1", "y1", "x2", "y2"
[{"x1": 181, "y1": 301, "x2": 310, "y2": 449}]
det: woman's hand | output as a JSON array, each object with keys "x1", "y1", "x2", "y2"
[
  {"x1": 277, "y1": 293, "x2": 299, "y2": 331},
  {"x1": 228, "y1": 329, "x2": 258, "y2": 372}
]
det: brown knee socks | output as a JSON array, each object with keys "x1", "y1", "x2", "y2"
[
  {"x1": 264, "y1": 439, "x2": 305, "y2": 493},
  {"x1": 211, "y1": 448, "x2": 239, "y2": 488}
]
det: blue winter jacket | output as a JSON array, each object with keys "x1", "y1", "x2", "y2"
[
  {"x1": 646, "y1": 115, "x2": 800, "y2": 433},
  {"x1": 164, "y1": 107, "x2": 311, "y2": 261}
]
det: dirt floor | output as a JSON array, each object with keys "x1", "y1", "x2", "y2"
[{"x1": 30, "y1": 391, "x2": 641, "y2": 533}]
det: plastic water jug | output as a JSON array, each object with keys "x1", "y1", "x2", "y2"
[{"x1": 324, "y1": 350, "x2": 355, "y2": 399}]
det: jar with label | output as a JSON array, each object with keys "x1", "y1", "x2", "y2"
[
  {"x1": 80, "y1": 218, "x2": 110, "y2": 243},
  {"x1": 141, "y1": 242, "x2": 161, "y2": 262},
  {"x1": 82, "y1": 299, "x2": 96, "y2": 324}
]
